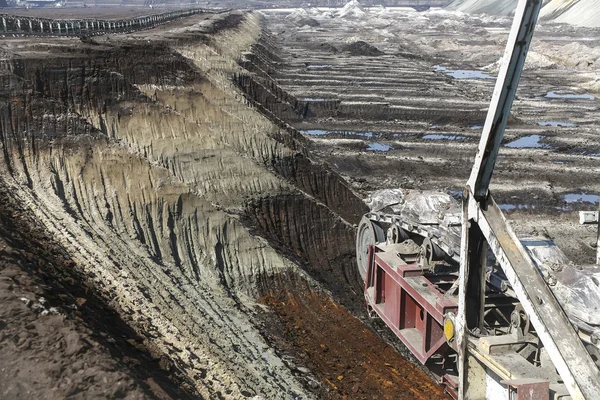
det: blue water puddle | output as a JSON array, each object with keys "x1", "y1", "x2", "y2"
[
  {"x1": 499, "y1": 204, "x2": 535, "y2": 211},
  {"x1": 302, "y1": 129, "x2": 329, "y2": 136},
  {"x1": 307, "y1": 65, "x2": 331, "y2": 69},
  {"x1": 564, "y1": 192, "x2": 600, "y2": 204},
  {"x1": 538, "y1": 121, "x2": 575, "y2": 127},
  {"x1": 470, "y1": 125, "x2": 483, "y2": 130},
  {"x1": 447, "y1": 189, "x2": 463, "y2": 200},
  {"x1": 552, "y1": 160, "x2": 572, "y2": 164},
  {"x1": 505, "y1": 135, "x2": 552, "y2": 149},
  {"x1": 301, "y1": 130, "x2": 374, "y2": 138},
  {"x1": 423, "y1": 134, "x2": 466, "y2": 141},
  {"x1": 303, "y1": 98, "x2": 327, "y2": 102},
  {"x1": 367, "y1": 143, "x2": 392, "y2": 152},
  {"x1": 545, "y1": 91, "x2": 595, "y2": 100},
  {"x1": 434, "y1": 65, "x2": 494, "y2": 80},
  {"x1": 498, "y1": 193, "x2": 599, "y2": 213}
]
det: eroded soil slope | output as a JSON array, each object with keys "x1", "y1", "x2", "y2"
[
  {"x1": 0, "y1": 9, "x2": 448, "y2": 400},
  {"x1": 0, "y1": 185, "x2": 192, "y2": 399}
]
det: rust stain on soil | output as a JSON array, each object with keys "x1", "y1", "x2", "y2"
[{"x1": 260, "y1": 290, "x2": 450, "y2": 399}]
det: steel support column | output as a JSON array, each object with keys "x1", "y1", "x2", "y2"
[
  {"x1": 464, "y1": 214, "x2": 487, "y2": 331},
  {"x1": 467, "y1": 0, "x2": 542, "y2": 201}
]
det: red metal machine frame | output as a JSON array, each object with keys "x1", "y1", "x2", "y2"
[{"x1": 364, "y1": 244, "x2": 458, "y2": 394}]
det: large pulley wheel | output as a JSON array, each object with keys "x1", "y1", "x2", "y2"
[{"x1": 356, "y1": 216, "x2": 386, "y2": 281}]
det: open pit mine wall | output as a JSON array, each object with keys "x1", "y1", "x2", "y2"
[
  {"x1": 235, "y1": 35, "x2": 344, "y2": 122},
  {"x1": 0, "y1": 9, "x2": 212, "y2": 36},
  {"x1": 0, "y1": 10, "x2": 370, "y2": 398},
  {"x1": 235, "y1": 26, "x2": 488, "y2": 126}
]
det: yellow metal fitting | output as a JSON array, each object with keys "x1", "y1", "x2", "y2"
[{"x1": 444, "y1": 315, "x2": 455, "y2": 342}]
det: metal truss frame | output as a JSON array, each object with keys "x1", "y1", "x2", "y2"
[{"x1": 456, "y1": 0, "x2": 600, "y2": 398}]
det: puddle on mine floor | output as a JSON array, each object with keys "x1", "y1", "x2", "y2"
[
  {"x1": 500, "y1": 203, "x2": 571, "y2": 212},
  {"x1": 498, "y1": 194, "x2": 599, "y2": 213},
  {"x1": 499, "y1": 203, "x2": 535, "y2": 211},
  {"x1": 504, "y1": 135, "x2": 552, "y2": 149},
  {"x1": 544, "y1": 91, "x2": 595, "y2": 100},
  {"x1": 306, "y1": 64, "x2": 332, "y2": 69},
  {"x1": 538, "y1": 121, "x2": 576, "y2": 127},
  {"x1": 564, "y1": 192, "x2": 600, "y2": 204},
  {"x1": 302, "y1": 98, "x2": 327, "y2": 102},
  {"x1": 434, "y1": 65, "x2": 494, "y2": 80},
  {"x1": 422, "y1": 134, "x2": 467, "y2": 141},
  {"x1": 301, "y1": 129, "x2": 374, "y2": 138},
  {"x1": 367, "y1": 142, "x2": 392, "y2": 152}
]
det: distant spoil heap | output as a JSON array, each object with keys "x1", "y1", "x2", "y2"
[
  {"x1": 446, "y1": 0, "x2": 600, "y2": 27},
  {"x1": 445, "y1": 0, "x2": 518, "y2": 16},
  {"x1": 539, "y1": 0, "x2": 600, "y2": 28}
]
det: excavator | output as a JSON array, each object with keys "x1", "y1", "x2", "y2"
[{"x1": 355, "y1": 1, "x2": 600, "y2": 398}]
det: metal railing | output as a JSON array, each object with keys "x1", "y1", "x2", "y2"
[{"x1": 0, "y1": 8, "x2": 217, "y2": 36}]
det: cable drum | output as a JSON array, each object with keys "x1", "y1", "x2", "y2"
[{"x1": 356, "y1": 216, "x2": 385, "y2": 281}]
